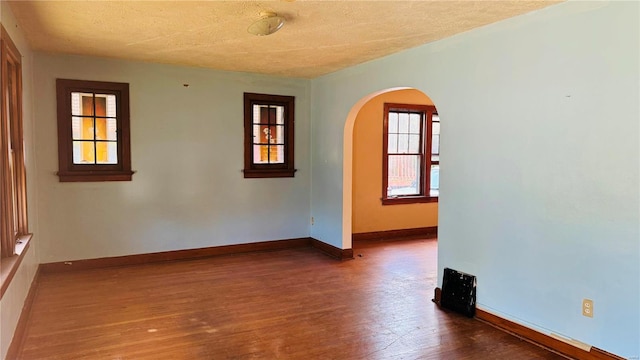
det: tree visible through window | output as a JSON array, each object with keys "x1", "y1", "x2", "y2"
[
  {"x1": 243, "y1": 93, "x2": 295, "y2": 178},
  {"x1": 382, "y1": 103, "x2": 439, "y2": 205},
  {"x1": 56, "y1": 79, "x2": 133, "y2": 182}
]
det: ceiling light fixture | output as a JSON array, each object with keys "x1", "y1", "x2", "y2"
[{"x1": 248, "y1": 11, "x2": 285, "y2": 36}]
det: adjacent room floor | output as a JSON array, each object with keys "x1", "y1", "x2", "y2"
[{"x1": 17, "y1": 239, "x2": 565, "y2": 359}]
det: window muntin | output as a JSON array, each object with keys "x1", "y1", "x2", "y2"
[
  {"x1": 243, "y1": 93, "x2": 295, "y2": 178},
  {"x1": 56, "y1": 79, "x2": 133, "y2": 182},
  {"x1": 382, "y1": 103, "x2": 438, "y2": 205}
]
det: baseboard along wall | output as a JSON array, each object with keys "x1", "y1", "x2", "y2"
[
  {"x1": 352, "y1": 226, "x2": 437, "y2": 242},
  {"x1": 433, "y1": 287, "x2": 624, "y2": 360},
  {"x1": 40, "y1": 237, "x2": 352, "y2": 273}
]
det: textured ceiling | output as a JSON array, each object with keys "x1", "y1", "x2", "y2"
[{"x1": 8, "y1": 1, "x2": 560, "y2": 79}]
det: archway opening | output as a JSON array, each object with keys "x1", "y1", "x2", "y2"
[{"x1": 343, "y1": 87, "x2": 440, "y2": 250}]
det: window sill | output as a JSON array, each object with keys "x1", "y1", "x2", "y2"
[
  {"x1": 243, "y1": 169, "x2": 297, "y2": 178},
  {"x1": 57, "y1": 170, "x2": 134, "y2": 182},
  {"x1": 381, "y1": 196, "x2": 439, "y2": 205},
  {"x1": 0, "y1": 233, "x2": 33, "y2": 299}
]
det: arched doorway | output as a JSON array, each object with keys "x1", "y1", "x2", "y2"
[{"x1": 343, "y1": 87, "x2": 439, "y2": 248}]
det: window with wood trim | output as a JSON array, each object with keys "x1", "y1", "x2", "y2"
[
  {"x1": 1, "y1": 26, "x2": 29, "y2": 258},
  {"x1": 382, "y1": 103, "x2": 439, "y2": 205},
  {"x1": 243, "y1": 93, "x2": 296, "y2": 178},
  {"x1": 56, "y1": 79, "x2": 133, "y2": 182}
]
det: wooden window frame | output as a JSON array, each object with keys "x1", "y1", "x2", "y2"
[
  {"x1": 382, "y1": 103, "x2": 438, "y2": 205},
  {"x1": 56, "y1": 79, "x2": 133, "y2": 182},
  {"x1": 243, "y1": 93, "x2": 296, "y2": 178},
  {"x1": 1, "y1": 23, "x2": 32, "y2": 295}
]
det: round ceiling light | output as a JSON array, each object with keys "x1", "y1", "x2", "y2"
[{"x1": 248, "y1": 11, "x2": 285, "y2": 36}]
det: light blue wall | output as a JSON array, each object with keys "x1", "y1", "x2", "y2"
[
  {"x1": 33, "y1": 54, "x2": 312, "y2": 263},
  {"x1": 310, "y1": 2, "x2": 639, "y2": 357}
]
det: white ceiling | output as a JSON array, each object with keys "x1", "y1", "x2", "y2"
[{"x1": 8, "y1": 1, "x2": 561, "y2": 79}]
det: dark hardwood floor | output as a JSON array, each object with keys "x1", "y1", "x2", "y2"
[{"x1": 17, "y1": 239, "x2": 565, "y2": 359}]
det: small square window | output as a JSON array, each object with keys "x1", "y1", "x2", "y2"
[
  {"x1": 243, "y1": 93, "x2": 296, "y2": 178},
  {"x1": 56, "y1": 79, "x2": 133, "y2": 182}
]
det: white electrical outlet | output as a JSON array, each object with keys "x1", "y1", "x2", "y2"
[{"x1": 582, "y1": 299, "x2": 593, "y2": 318}]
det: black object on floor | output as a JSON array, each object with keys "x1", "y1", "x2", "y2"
[{"x1": 441, "y1": 267, "x2": 477, "y2": 317}]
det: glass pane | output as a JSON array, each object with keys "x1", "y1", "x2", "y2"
[
  {"x1": 408, "y1": 134, "x2": 420, "y2": 153},
  {"x1": 72, "y1": 117, "x2": 89, "y2": 140},
  {"x1": 96, "y1": 142, "x2": 118, "y2": 164},
  {"x1": 270, "y1": 145, "x2": 284, "y2": 163},
  {"x1": 72, "y1": 117, "x2": 95, "y2": 140},
  {"x1": 432, "y1": 113, "x2": 440, "y2": 124},
  {"x1": 388, "y1": 112, "x2": 398, "y2": 133},
  {"x1": 432, "y1": 122, "x2": 440, "y2": 136},
  {"x1": 397, "y1": 134, "x2": 409, "y2": 154},
  {"x1": 275, "y1": 105, "x2": 285, "y2": 125},
  {"x1": 105, "y1": 118, "x2": 117, "y2": 140},
  {"x1": 273, "y1": 125, "x2": 284, "y2": 144},
  {"x1": 387, "y1": 155, "x2": 420, "y2": 197},
  {"x1": 94, "y1": 96, "x2": 107, "y2": 117},
  {"x1": 432, "y1": 134, "x2": 440, "y2": 155},
  {"x1": 254, "y1": 124, "x2": 280, "y2": 144},
  {"x1": 409, "y1": 113, "x2": 421, "y2": 134},
  {"x1": 431, "y1": 155, "x2": 440, "y2": 162},
  {"x1": 253, "y1": 144, "x2": 267, "y2": 164},
  {"x1": 253, "y1": 144, "x2": 284, "y2": 164},
  {"x1": 73, "y1": 141, "x2": 95, "y2": 164},
  {"x1": 430, "y1": 164, "x2": 439, "y2": 191},
  {"x1": 388, "y1": 133, "x2": 398, "y2": 154},
  {"x1": 252, "y1": 105, "x2": 263, "y2": 124},
  {"x1": 73, "y1": 142, "x2": 83, "y2": 164},
  {"x1": 71, "y1": 92, "x2": 94, "y2": 116},
  {"x1": 398, "y1": 112, "x2": 409, "y2": 133},
  {"x1": 104, "y1": 94, "x2": 117, "y2": 118}
]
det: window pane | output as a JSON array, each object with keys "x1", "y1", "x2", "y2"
[
  {"x1": 432, "y1": 134, "x2": 440, "y2": 155},
  {"x1": 73, "y1": 141, "x2": 95, "y2": 164},
  {"x1": 388, "y1": 133, "x2": 398, "y2": 154},
  {"x1": 387, "y1": 154, "x2": 420, "y2": 197},
  {"x1": 72, "y1": 117, "x2": 93, "y2": 140},
  {"x1": 253, "y1": 105, "x2": 263, "y2": 124},
  {"x1": 432, "y1": 113, "x2": 440, "y2": 124},
  {"x1": 409, "y1": 113, "x2": 421, "y2": 134},
  {"x1": 104, "y1": 94, "x2": 116, "y2": 118},
  {"x1": 432, "y1": 122, "x2": 440, "y2": 135},
  {"x1": 96, "y1": 142, "x2": 118, "y2": 164},
  {"x1": 253, "y1": 144, "x2": 284, "y2": 164},
  {"x1": 408, "y1": 134, "x2": 420, "y2": 153},
  {"x1": 431, "y1": 155, "x2": 439, "y2": 162},
  {"x1": 388, "y1": 112, "x2": 398, "y2": 133},
  {"x1": 275, "y1": 106, "x2": 285, "y2": 125},
  {"x1": 270, "y1": 145, "x2": 284, "y2": 163},
  {"x1": 398, "y1": 112, "x2": 409, "y2": 133},
  {"x1": 105, "y1": 118, "x2": 117, "y2": 141},
  {"x1": 397, "y1": 134, "x2": 409, "y2": 154},
  {"x1": 430, "y1": 164, "x2": 439, "y2": 192},
  {"x1": 253, "y1": 125, "x2": 281, "y2": 145},
  {"x1": 72, "y1": 117, "x2": 95, "y2": 140},
  {"x1": 273, "y1": 125, "x2": 284, "y2": 144},
  {"x1": 71, "y1": 92, "x2": 93, "y2": 116}
]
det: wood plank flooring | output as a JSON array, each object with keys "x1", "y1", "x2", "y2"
[{"x1": 17, "y1": 239, "x2": 565, "y2": 359}]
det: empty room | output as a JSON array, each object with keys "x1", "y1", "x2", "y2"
[{"x1": 0, "y1": 1, "x2": 638, "y2": 359}]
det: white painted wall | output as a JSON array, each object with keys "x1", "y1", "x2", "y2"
[
  {"x1": 310, "y1": 2, "x2": 639, "y2": 357},
  {"x1": 33, "y1": 54, "x2": 311, "y2": 263},
  {"x1": 0, "y1": 3, "x2": 40, "y2": 360}
]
